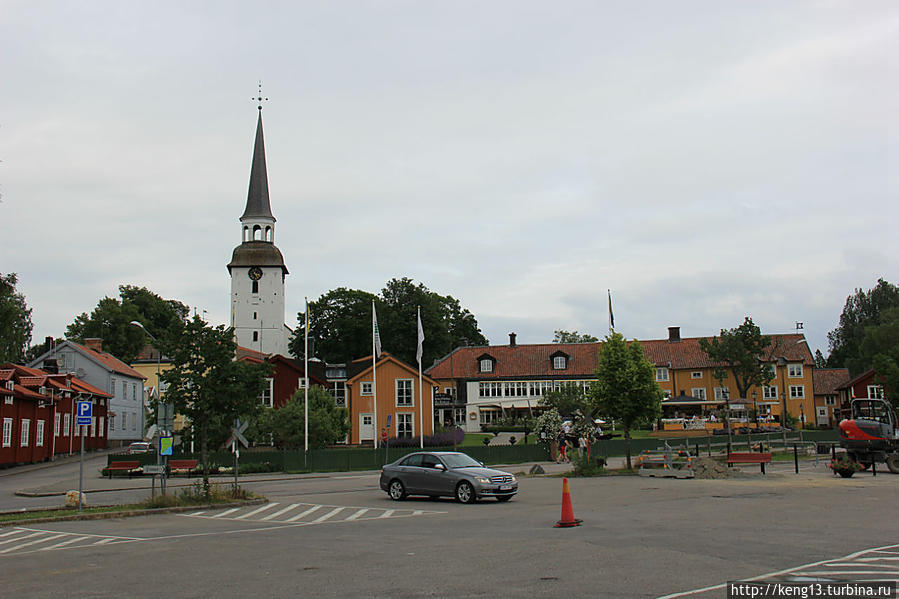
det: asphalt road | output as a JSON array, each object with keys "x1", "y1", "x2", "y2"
[{"x1": 2, "y1": 461, "x2": 898, "y2": 598}]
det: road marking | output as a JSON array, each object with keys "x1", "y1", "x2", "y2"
[
  {"x1": 41, "y1": 536, "x2": 92, "y2": 551},
  {"x1": 235, "y1": 503, "x2": 279, "y2": 520},
  {"x1": 286, "y1": 505, "x2": 321, "y2": 522},
  {"x1": 0, "y1": 532, "x2": 42, "y2": 546},
  {"x1": 312, "y1": 507, "x2": 344, "y2": 523},
  {"x1": 0, "y1": 530, "x2": 23, "y2": 538},
  {"x1": 0, "y1": 533, "x2": 66, "y2": 554},
  {"x1": 346, "y1": 508, "x2": 370, "y2": 521},
  {"x1": 209, "y1": 508, "x2": 240, "y2": 519},
  {"x1": 378, "y1": 510, "x2": 395, "y2": 519},
  {"x1": 260, "y1": 503, "x2": 301, "y2": 521}
]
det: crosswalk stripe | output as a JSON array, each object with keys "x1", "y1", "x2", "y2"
[
  {"x1": 93, "y1": 538, "x2": 117, "y2": 545},
  {"x1": 189, "y1": 511, "x2": 205, "y2": 517},
  {"x1": 312, "y1": 507, "x2": 344, "y2": 523},
  {"x1": 0, "y1": 533, "x2": 66, "y2": 554},
  {"x1": 378, "y1": 510, "x2": 395, "y2": 519},
  {"x1": 209, "y1": 508, "x2": 241, "y2": 519},
  {"x1": 0, "y1": 532, "x2": 42, "y2": 546},
  {"x1": 286, "y1": 505, "x2": 321, "y2": 522},
  {"x1": 0, "y1": 530, "x2": 23, "y2": 538},
  {"x1": 40, "y1": 536, "x2": 91, "y2": 551},
  {"x1": 260, "y1": 503, "x2": 301, "y2": 521},
  {"x1": 235, "y1": 503, "x2": 279, "y2": 520},
  {"x1": 346, "y1": 508, "x2": 370, "y2": 521}
]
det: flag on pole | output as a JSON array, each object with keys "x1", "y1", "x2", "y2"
[
  {"x1": 608, "y1": 289, "x2": 615, "y2": 332},
  {"x1": 416, "y1": 307, "x2": 425, "y2": 366},
  {"x1": 373, "y1": 302, "x2": 382, "y2": 357}
]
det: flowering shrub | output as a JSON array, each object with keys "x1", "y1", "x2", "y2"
[{"x1": 829, "y1": 453, "x2": 863, "y2": 474}]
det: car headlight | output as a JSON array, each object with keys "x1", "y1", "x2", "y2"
[
  {"x1": 474, "y1": 476, "x2": 490, "y2": 484},
  {"x1": 510, "y1": 476, "x2": 517, "y2": 483}
]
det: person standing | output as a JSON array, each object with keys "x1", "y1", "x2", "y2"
[{"x1": 578, "y1": 435, "x2": 587, "y2": 458}]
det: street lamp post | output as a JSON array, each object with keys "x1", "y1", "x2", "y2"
[
  {"x1": 752, "y1": 390, "x2": 757, "y2": 427},
  {"x1": 777, "y1": 356, "x2": 789, "y2": 428},
  {"x1": 130, "y1": 320, "x2": 165, "y2": 495}
]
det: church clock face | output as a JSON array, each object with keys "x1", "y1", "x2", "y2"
[{"x1": 248, "y1": 267, "x2": 263, "y2": 280}]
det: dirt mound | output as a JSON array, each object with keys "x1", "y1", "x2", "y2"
[{"x1": 691, "y1": 457, "x2": 730, "y2": 479}]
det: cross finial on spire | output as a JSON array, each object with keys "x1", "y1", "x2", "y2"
[{"x1": 252, "y1": 80, "x2": 269, "y2": 111}]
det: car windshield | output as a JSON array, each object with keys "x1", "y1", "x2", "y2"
[{"x1": 440, "y1": 453, "x2": 482, "y2": 469}]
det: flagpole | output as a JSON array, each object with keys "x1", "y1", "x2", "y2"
[
  {"x1": 608, "y1": 289, "x2": 615, "y2": 334},
  {"x1": 372, "y1": 299, "x2": 378, "y2": 450},
  {"x1": 417, "y1": 306, "x2": 424, "y2": 449},
  {"x1": 304, "y1": 297, "x2": 309, "y2": 458}
]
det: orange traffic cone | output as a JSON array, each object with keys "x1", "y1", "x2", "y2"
[{"x1": 554, "y1": 477, "x2": 582, "y2": 528}]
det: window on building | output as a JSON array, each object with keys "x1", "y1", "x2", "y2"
[
  {"x1": 90, "y1": 417, "x2": 96, "y2": 437},
  {"x1": 691, "y1": 371, "x2": 703, "y2": 379},
  {"x1": 4, "y1": 396, "x2": 11, "y2": 405},
  {"x1": 787, "y1": 363, "x2": 803, "y2": 378},
  {"x1": 825, "y1": 396, "x2": 836, "y2": 406},
  {"x1": 396, "y1": 379, "x2": 413, "y2": 407},
  {"x1": 110, "y1": 377, "x2": 116, "y2": 395},
  {"x1": 763, "y1": 386, "x2": 778, "y2": 399},
  {"x1": 479, "y1": 382, "x2": 502, "y2": 397},
  {"x1": 479, "y1": 408, "x2": 501, "y2": 425},
  {"x1": 790, "y1": 385, "x2": 805, "y2": 399},
  {"x1": 691, "y1": 388, "x2": 706, "y2": 400},
  {"x1": 397, "y1": 413, "x2": 413, "y2": 438},
  {"x1": 64, "y1": 413, "x2": 71, "y2": 436},
  {"x1": 714, "y1": 387, "x2": 730, "y2": 400},
  {"x1": 252, "y1": 281, "x2": 259, "y2": 294},
  {"x1": 480, "y1": 359, "x2": 493, "y2": 373},
  {"x1": 2, "y1": 418, "x2": 12, "y2": 447},
  {"x1": 331, "y1": 381, "x2": 347, "y2": 407},
  {"x1": 553, "y1": 356, "x2": 567, "y2": 370},
  {"x1": 253, "y1": 331, "x2": 259, "y2": 342},
  {"x1": 122, "y1": 412, "x2": 127, "y2": 431},
  {"x1": 109, "y1": 414, "x2": 115, "y2": 432},
  {"x1": 361, "y1": 382, "x2": 373, "y2": 396},
  {"x1": 36, "y1": 420, "x2": 45, "y2": 446},
  {"x1": 528, "y1": 381, "x2": 553, "y2": 397},
  {"x1": 444, "y1": 387, "x2": 455, "y2": 397},
  {"x1": 99, "y1": 416, "x2": 105, "y2": 436},
  {"x1": 132, "y1": 412, "x2": 137, "y2": 430},
  {"x1": 54, "y1": 413, "x2": 60, "y2": 437},
  {"x1": 21, "y1": 419, "x2": 30, "y2": 446},
  {"x1": 867, "y1": 385, "x2": 884, "y2": 399},
  {"x1": 133, "y1": 384, "x2": 137, "y2": 401},
  {"x1": 655, "y1": 368, "x2": 669, "y2": 382},
  {"x1": 261, "y1": 378, "x2": 274, "y2": 407}
]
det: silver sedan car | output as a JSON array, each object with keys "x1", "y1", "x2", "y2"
[{"x1": 379, "y1": 451, "x2": 518, "y2": 504}]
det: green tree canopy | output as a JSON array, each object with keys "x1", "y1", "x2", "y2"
[
  {"x1": 254, "y1": 386, "x2": 350, "y2": 450},
  {"x1": 290, "y1": 278, "x2": 487, "y2": 366},
  {"x1": 159, "y1": 317, "x2": 270, "y2": 495},
  {"x1": 861, "y1": 306, "x2": 899, "y2": 401},
  {"x1": 589, "y1": 333, "x2": 663, "y2": 469},
  {"x1": 698, "y1": 317, "x2": 777, "y2": 401},
  {"x1": 540, "y1": 382, "x2": 591, "y2": 420},
  {"x1": 0, "y1": 273, "x2": 33, "y2": 363},
  {"x1": 66, "y1": 285, "x2": 189, "y2": 362},
  {"x1": 553, "y1": 330, "x2": 598, "y2": 343},
  {"x1": 827, "y1": 278, "x2": 899, "y2": 375}
]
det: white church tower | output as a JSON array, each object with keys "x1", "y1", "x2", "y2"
[{"x1": 227, "y1": 103, "x2": 290, "y2": 355}]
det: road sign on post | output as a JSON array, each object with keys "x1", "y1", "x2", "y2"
[
  {"x1": 227, "y1": 419, "x2": 249, "y2": 492},
  {"x1": 76, "y1": 401, "x2": 92, "y2": 426}
]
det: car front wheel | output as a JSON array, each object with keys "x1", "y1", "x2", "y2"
[
  {"x1": 455, "y1": 481, "x2": 476, "y2": 504},
  {"x1": 388, "y1": 479, "x2": 407, "y2": 501}
]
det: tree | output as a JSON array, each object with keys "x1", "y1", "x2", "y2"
[
  {"x1": 540, "y1": 382, "x2": 591, "y2": 420},
  {"x1": 827, "y1": 279, "x2": 899, "y2": 375},
  {"x1": 0, "y1": 273, "x2": 33, "y2": 363},
  {"x1": 290, "y1": 278, "x2": 487, "y2": 365},
  {"x1": 861, "y1": 306, "x2": 899, "y2": 400},
  {"x1": 255, "y1": 386, "x2": 350, "y2": 450},
  {"x1": 66, "y1": 285, "x2": 189, "y2": 362},
  {"x1": 698, "y1": 317, "x2": 777, "y2": 433},
  {"x1": 553, "y1": 330, "x2": 598, "y2": 343},
  {"x1": 814, "y1": 349, "x2": 827, "y2": 369},
  {"x1": 159, "y1": 317, "x2": 270, "y2": 497},
  {"x1": 589, "y1": 333, "x2": 663, "y2": 469}
]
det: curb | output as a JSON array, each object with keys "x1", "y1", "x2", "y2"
[{"x1": 0, "y1": 497, "x2": 267, "y2": 527}]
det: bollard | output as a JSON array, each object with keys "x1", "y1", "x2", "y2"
[
  {"x1": 707, "y1": 438, "x2": 712, "y2": 457},
  {"x1": 793, "y1": 444, "x2": 799, "y2": 474},
  {"x1": 831, "y1": 444, "x2": 836, "y2": 461},
  {"x1": 872, "y1": 459, "x2": 876, "y2": 477}
]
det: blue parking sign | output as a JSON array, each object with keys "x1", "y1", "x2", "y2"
[{"x1": 76, "y1": 401, "x2": 92, "y2": 426}]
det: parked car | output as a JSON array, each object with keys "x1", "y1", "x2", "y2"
[
  {"x1": 379, "y1": 451, "x2": 518, "y2": 504},
  {"x1": 125, "y1": 442, "x2": 153, "y2": 454}
]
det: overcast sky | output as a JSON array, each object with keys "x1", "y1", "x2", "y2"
[{"x1": 2, "y1": 1, "x2": 896, "y2": 358}]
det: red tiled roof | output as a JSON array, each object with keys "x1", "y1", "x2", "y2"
[
  {"x1": 70, "y1": 378, "x2": 113, "y2": 398},
  {"x1": 236, "y1": 346, "x2": 269, "y2": 361},
  {"x1": 0, "y1": 362, "x2": 112, "y2": 399},
  {"x1": 813, "y1": 368, "x2": 850, "y2": 396},
  {"x1": 69, "y1": 341, "x2": 147, "y2": 380},
  {"x1": 427, "y1": 334, "x2": 815, "y2": 380},
  {"x1": 0, "y1": 369, "x2": 14, "y2": 381},
  {"x1": 18, "y1": 376, "x2": 48, "y2": 387}
]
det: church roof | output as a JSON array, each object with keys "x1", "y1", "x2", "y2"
[
  {"x1": 240, "y1": 111, "x2": 275, "y2": 222},
  {"x1": 227, "y1": 241, "x2": 288, "y2": 273}
]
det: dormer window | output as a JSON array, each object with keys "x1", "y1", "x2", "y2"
[
  {"x1": 5, "y1": 381, "x2": 13, "y2": 391},
  {"x1": 477, "y1": 354, "x2": 496, "y2": 373},
  {"x1": 550, "y1": 350, "x2": 569, "y2": 370}
]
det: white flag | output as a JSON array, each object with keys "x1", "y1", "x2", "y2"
[
  {"x1": 373, "y1": 301, "x2": 382, "y2": 357},
  {"x1": 416, "y1": 307, "x2": 424, "y2": 366}
]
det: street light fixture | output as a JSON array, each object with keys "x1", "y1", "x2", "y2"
[
  {"x1": 130, "y1": 320, "x2": 166, "y2": 495},
  {"x1": 777, "y1": 355, "x2": 789, "y2": 428}
]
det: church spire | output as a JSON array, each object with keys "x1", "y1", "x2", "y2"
[{"x1": 241, "y1": 110, "x2": 275, "y2": 222}]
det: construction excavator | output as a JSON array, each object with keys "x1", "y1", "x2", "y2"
[{"x1": 838, "y1": 397, "x2": 899, "y2": 474}]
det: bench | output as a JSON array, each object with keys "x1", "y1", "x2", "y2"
[
  {"x1": 107, "y1": 461, "x2": 141, "y2": 479},
  {"x1": 727, "y1": 452, "x2": 772, "y2": 474},
  {"x1": 168, "y1": 459, "x2": 199, "y2": 478}
]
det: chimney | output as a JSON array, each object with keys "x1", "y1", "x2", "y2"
[
  {"x1": 84, "y1": 338, "x2": 103, "y2": 352},
  {"x1": 668, "y1": 327, "x2": 681, "y2": 343},
  {"x1": 44, "y1": 336, "x2": 54, "y2": 353},
  {"x1": 509, "y1": 332, "x2": 517, "y2": 347}
]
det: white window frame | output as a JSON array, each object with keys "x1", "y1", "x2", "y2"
[
  {"x1": 261, "y1": 377, "x2": 274, "y2": 408},
  {"x1": 867, "y1": 385, "x2": 884, "y2": 399},
  {"x1": 763, "y1": 386, "x2": 778, "y2": 400},
  {"x1": 63, "y1": 413, "x2": 71, "y2": 437},
  {"x1": 21, "y1": 419, "x2": 30, "y2": 446},
  {"x1": 787, "y1": 363, "x2": 803, "y2": 378},
  {"x1": 825, "y1": 396, "x2": 836, "y2": 406},
  {"x1": 396, "y1": 379, "x2": 413, "y2": 407},
  {"x1": 3, "y1": 396, "x2": 11, "y2": 405},
  {"x1": 110, "y1": 377, "x2": 116, "y2": 395},
  {"x1": 99, "y1": 416, "x2": 105, "y2": 436},
  {"x1": 132, "y1": 411, "x2": 137, "y2": 430},
  {"x1": 396, "y1": 413, "x2": 414, "y2": 438},
  {"x1": 691, "y1": 387, "x2": 706, "y2": 400},
  {"x1": 36, "y1": 420, "x2": 45, "y2": 447},
  {"x1": 331, "y1": 381, "x2": 347, "y2": 407},
  {"x1": 109, "y1": 413, "x2": 115, "y2": 432},
  {"x1": 691, "y1": 371, "x2": 703, "y2": 379},
  {"x1": 90, "y1": 417, "x2": 96, "y2": 437},
  {"x1": 2, "y1": 418, "x2": 11, "y2": 447},
  {"x1": 655, "y1": 368, "x2": 669, "y2": 382},
  {"x1": 714, "y1": 387, "x2": 730, "y2": 401},
  {"x1": 789, "y1": 385, "x2": 805, "y2": 399},
  {"x1": 54, "y1": 413, "x2": 61, "y2": 437},
  {"x1": 360, "y1": 382, "x2": 373, "y2": 396},
  {"x1": 480, "y1": 359, "x2": 493, "y2": 373},
  {"x1": 552, "y1": 356, "x2": 567, "y2": 370}
]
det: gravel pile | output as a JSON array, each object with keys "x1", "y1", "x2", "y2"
[{"x1": 691, "y1": 457, "x2": 730, "y2": 479}]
